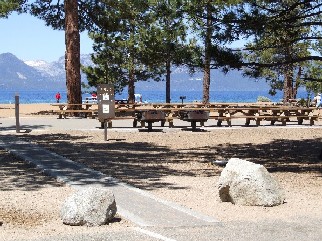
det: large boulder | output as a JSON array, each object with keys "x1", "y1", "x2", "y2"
[
  {"x1": 218, "y1": 158, "x2": 285, "y2": 206},
  {"x1": 61, "y1": 187, "x2": 117, "y2": 226}
]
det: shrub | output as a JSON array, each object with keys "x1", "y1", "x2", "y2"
[{"x1": 257, "y1": 96, "x2": 271, "y2": 102}]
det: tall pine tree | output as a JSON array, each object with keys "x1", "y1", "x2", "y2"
[
  {"x1": 82, "y1": 0, "x2": 154, "y2": 103},
  {"x1": 184, "y1": 0, "x2": 242, "y2": 103},
  {"x1": 30, "y1": 0, "x2": 100, "y2": 106},
  {"x1": 237, "y1": 0, "x2": 322, "y2": 101},
  {"x1": 144, "y1": 0, "x2": 197, "y2": 103}
]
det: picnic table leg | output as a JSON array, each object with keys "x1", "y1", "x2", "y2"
[
  {"x1": 58, "y1": 107, "x2": 64, "y2": 119},
  {"x1": 297, "y1": 117, "x2": 303, "y2": 125},
  {"x1": 245, "y1": 118, "x2": 250, "y2": 126},
  {"x1": 168, "y1": 118, "x2": 174, "y2": 128},
  {"x1": 227, "y1": 119, "x2": 232, "y2": 127},
  {"x1": 191, "y1": 121, "x2": 197, "y2": 130},
  {"x1": 217, "y1": 112, "x2": 223, "y2": 126},
  {"x1": 133, "y1": 119, "x2": 138, "y2": 127},
  {"x1": 108, "y1": 120, "x2": 112, "y2": 128},
  {"x1": 147, "y1": 122, "x2": 153, "y2": 131}
]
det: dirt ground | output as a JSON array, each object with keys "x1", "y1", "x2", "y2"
[{"x1": 1, "y1": 104, "x2": 322, "y2": 240}]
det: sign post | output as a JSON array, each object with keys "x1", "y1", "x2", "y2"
[
  {"x1": 97, "y1": 84, "x2": 115, "y2": 141},
  {"x1": 179, "y1": 96, "x2": 186, "y2": 104}
]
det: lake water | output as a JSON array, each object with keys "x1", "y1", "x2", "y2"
[{"x1": 0, "y1": 89, "x2": 310, "y2": 104}]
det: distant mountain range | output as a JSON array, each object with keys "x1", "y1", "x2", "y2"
[{"x1": 0, "y1": 52, "x2": 269, "y2": 92}]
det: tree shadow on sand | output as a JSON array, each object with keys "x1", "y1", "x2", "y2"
[
  {"x1": 3, "y1": 133, "x2": 322, "y2": 192},
  {"x1": 194, "y1": 139, "x2": 322, "y2": 174},
  {"x1": 14, "y1": 133, "x2": 218, "y2": 191},
  {"x1": 0, "y1": 148, "x2": 64, "y2": 191},
  {"x1": 0, "y1": 124, "x2": 52, "y2": 132}
]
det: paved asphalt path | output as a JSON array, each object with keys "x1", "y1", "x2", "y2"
[{"x1": 0, "y1": 115, "x2": 320, "y2": 132}]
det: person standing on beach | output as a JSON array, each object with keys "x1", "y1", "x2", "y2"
[
  {"x1": 91, "y1": 91, "x2": 97, "y2": 98},
  {"x1": 55, "y1": 92, "x2": 61, "y2": 103},
  {"x1": 313, "y1": 93, "x2": 321, "y2": 108}
]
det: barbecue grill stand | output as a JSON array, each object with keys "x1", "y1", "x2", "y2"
[
  {"x1": 135, "y1": 110, "x2": 166, "y2": 131},
  {"x1": 179, "y1": 110, "x2": 210, "y2": 131}
]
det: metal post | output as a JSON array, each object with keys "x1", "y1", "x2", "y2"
[
  {"x1": 15, "y1": 94, "x2": 20, "y2": 133},
  {"x1": 104, "y1": 120, "x2": 108, "y2": 141},
  {"x1": 180, "y1": 96, "x2": 186, "y2": 104}
]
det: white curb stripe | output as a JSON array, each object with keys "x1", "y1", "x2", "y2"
[{"x1": 133, "y1": 227, "x2": 176, "y2": 241}]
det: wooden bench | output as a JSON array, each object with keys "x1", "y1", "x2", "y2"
[
  {"x1": 252, "y1": 115, "x2": 319, "y2": 126},
  {"x1": 54, "y1": 109, "x2": 98, "y2": 119},
  {"x1": 100, "y1": 113, "x2": 176, "y2": 129},
  {"x1": 99, "y1": 116, "x2": 135, "y2": 128},
  {"x1": 209, "y1": 114, "x2": 319, "y2": 126}
]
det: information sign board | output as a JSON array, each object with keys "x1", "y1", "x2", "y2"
[{"x1": 97, "y1": 84, "x2": 115, "y2": 120}]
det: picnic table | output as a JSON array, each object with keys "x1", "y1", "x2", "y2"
[
  {"x1": 211, "y1": 106, "x2": 319, "y2": 126},
  {"x1": 52, "y1": 102, "x2": 321, "y2": 129},
  {"x1": 132, "y1": 105, "x2": 320, "y2": 127},
  {"x1": 51, "y1": 103, "x2": 98, "y2": 119}
]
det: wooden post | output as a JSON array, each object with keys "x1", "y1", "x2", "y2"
[{"x1": 15, "y1": 94, "x2": 20, "y2": 133}]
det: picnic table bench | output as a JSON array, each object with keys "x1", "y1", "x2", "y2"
[{"x1": 51, "y1": 103, "x2": 98, "y2": 119}]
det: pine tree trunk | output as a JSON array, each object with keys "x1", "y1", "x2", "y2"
[
  {"x1": 203, "y1": 61, "x2": 211, "y2": 104},
  {"x1": 166, "y1": 60, "x2": 171, "y2": 103},
  {"x1": 283, "y1": 65, "x2": 294, "y2": 103},
  {"x1": 128, "y1": 69, "x2": 135, "y2": 103},
  {"x1": 65, "y1": 0, "x2": 81, "y2": 107},
  {"x1": 293, "y1": 67, "x2": 301, "y2": 99},
  {"x1": 202, "y1": 2, "x2": 212, "y2": 104}
]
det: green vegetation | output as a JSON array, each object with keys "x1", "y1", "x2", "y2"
[
  {"x1": 0, "y1": 0, "x2": 25, "y2": 18},
  {"x1": 257, "y1": 96, "x2": 271, "y2": 102},
  {"x1": 237, "y1": 1, "x2": 322, "y2": 103}
]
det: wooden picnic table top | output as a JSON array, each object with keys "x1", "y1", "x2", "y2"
[
  {"x1": 51, "y1": 103, "x2": 97, "y2": 106},
  {"x1": 51, "y1": 103, "x2": 98, "y2": 111},
  {"x1": 133, "y1": 106, "x2": 318, "y2": 111},
  {"x1": 50, "y1": 102, "x2": 320, "y2": 116}
]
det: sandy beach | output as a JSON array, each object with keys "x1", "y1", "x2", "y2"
[
  {"x1": 1, "y1": 104, "x2": 322, "y2": 240},
  {"x1": 0, "y1": 103, "x2": 56, "y2": 117}
]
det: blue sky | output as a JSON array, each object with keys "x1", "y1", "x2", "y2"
[
  {"x1": 0, "y1": 12, "x2": 248, "y2": 63},
  {"x1": 0, "y1": 13, "x2": 93, "y2": 62}
]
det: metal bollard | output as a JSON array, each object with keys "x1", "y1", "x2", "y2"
[{"x1": 15, "y1": 94, "x2": 20, "y2": 133}]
